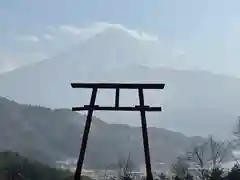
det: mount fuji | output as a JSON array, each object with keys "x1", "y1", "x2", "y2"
[{"x1": 0, "y1": 26, "x2": 239, "y2": 139}]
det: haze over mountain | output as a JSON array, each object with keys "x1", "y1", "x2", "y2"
[{"x1": 0, "y1": 26, "x2": 239, "y2": 138}]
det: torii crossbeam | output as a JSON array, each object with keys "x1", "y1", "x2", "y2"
[{"x1": 71, "y1": 83, "x2": 165, "y2": 180}]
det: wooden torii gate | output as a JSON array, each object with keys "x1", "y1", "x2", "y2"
[{"x1": 71, "y1": 83, "x2": 165, "y2": 180}]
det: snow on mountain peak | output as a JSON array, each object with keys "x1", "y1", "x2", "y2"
[
  {"x1": 92, "y1": 22, "x2": 159, "y2": 41},
  {"x1": 59, "y1": 22, "x2": 159, "y2": 42}
]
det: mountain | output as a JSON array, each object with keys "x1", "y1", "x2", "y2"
[
  {"x1": 0, "y1": 97, "x2": 204, "y2": 170},
  {"x1": 0, "y1": 27, "x2": 239, "y2": 138}
]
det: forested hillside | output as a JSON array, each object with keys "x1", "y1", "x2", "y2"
[{"x1": 0, "y1": 97, "x2": 204, "y2": 169}]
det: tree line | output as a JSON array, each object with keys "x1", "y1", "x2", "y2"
[{"x1": 0, "y1": 151, "x2": 92, "y2": 180}]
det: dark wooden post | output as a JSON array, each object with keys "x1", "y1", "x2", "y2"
[
  {"x1": 115, "y1": 88, "x2": 120, "y2": 107},
  {"x1": 138, "y1": 88, "x2": 153, "y2": 180},
  {"x1": 74, "y1": 88, "x2": 98, "y2": 180}
]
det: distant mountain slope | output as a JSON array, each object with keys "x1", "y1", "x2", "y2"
[
  {"x1": 0, "y1": 97, "x2": 204, "y2": 169},
  {"x1": 0, "y1": 27, "x2": 239, "y2": 138}
]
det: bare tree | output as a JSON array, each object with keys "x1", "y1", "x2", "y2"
[
  {"x1": 171, "y1": 157, "x2": 190, "y2": 179},
  {"x1": 102, "y1": 163, "x2": 118, "y2": 180},
  {"x1": 185, "y1": 136, "x2": 231, "y2": 180},
  {"x1": 186, "y1": 140, "x2": 209, "y2": 180},
  {"x1": 103, "y1": 164, "x2": 109, "y2": 180},
  {"x1": 228, "y1": 138, "x2": 240, "y2": 166},
  {"x1": 117, "y1": 153, "x2": 135, "y2": 180}
]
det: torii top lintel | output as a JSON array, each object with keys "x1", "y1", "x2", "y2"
[
  {"x1": 71, "y1": 83, "x2": 165, "y2": 112},
  {"x1": 71, "y1": 83, "x2": 165, "y2": 89}
]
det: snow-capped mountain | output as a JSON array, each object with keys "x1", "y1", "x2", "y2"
[{"x1": 0, "y1": 26, "x2": 239, "y2": 138}]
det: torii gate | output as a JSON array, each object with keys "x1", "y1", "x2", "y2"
[{"x1": 71, "y1": 83, "x2": 165, "y2": 180}]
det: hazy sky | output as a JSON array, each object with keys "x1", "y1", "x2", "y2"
[{"x1": 1, "y1": 0, "x2": 240, "y2": 76}]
